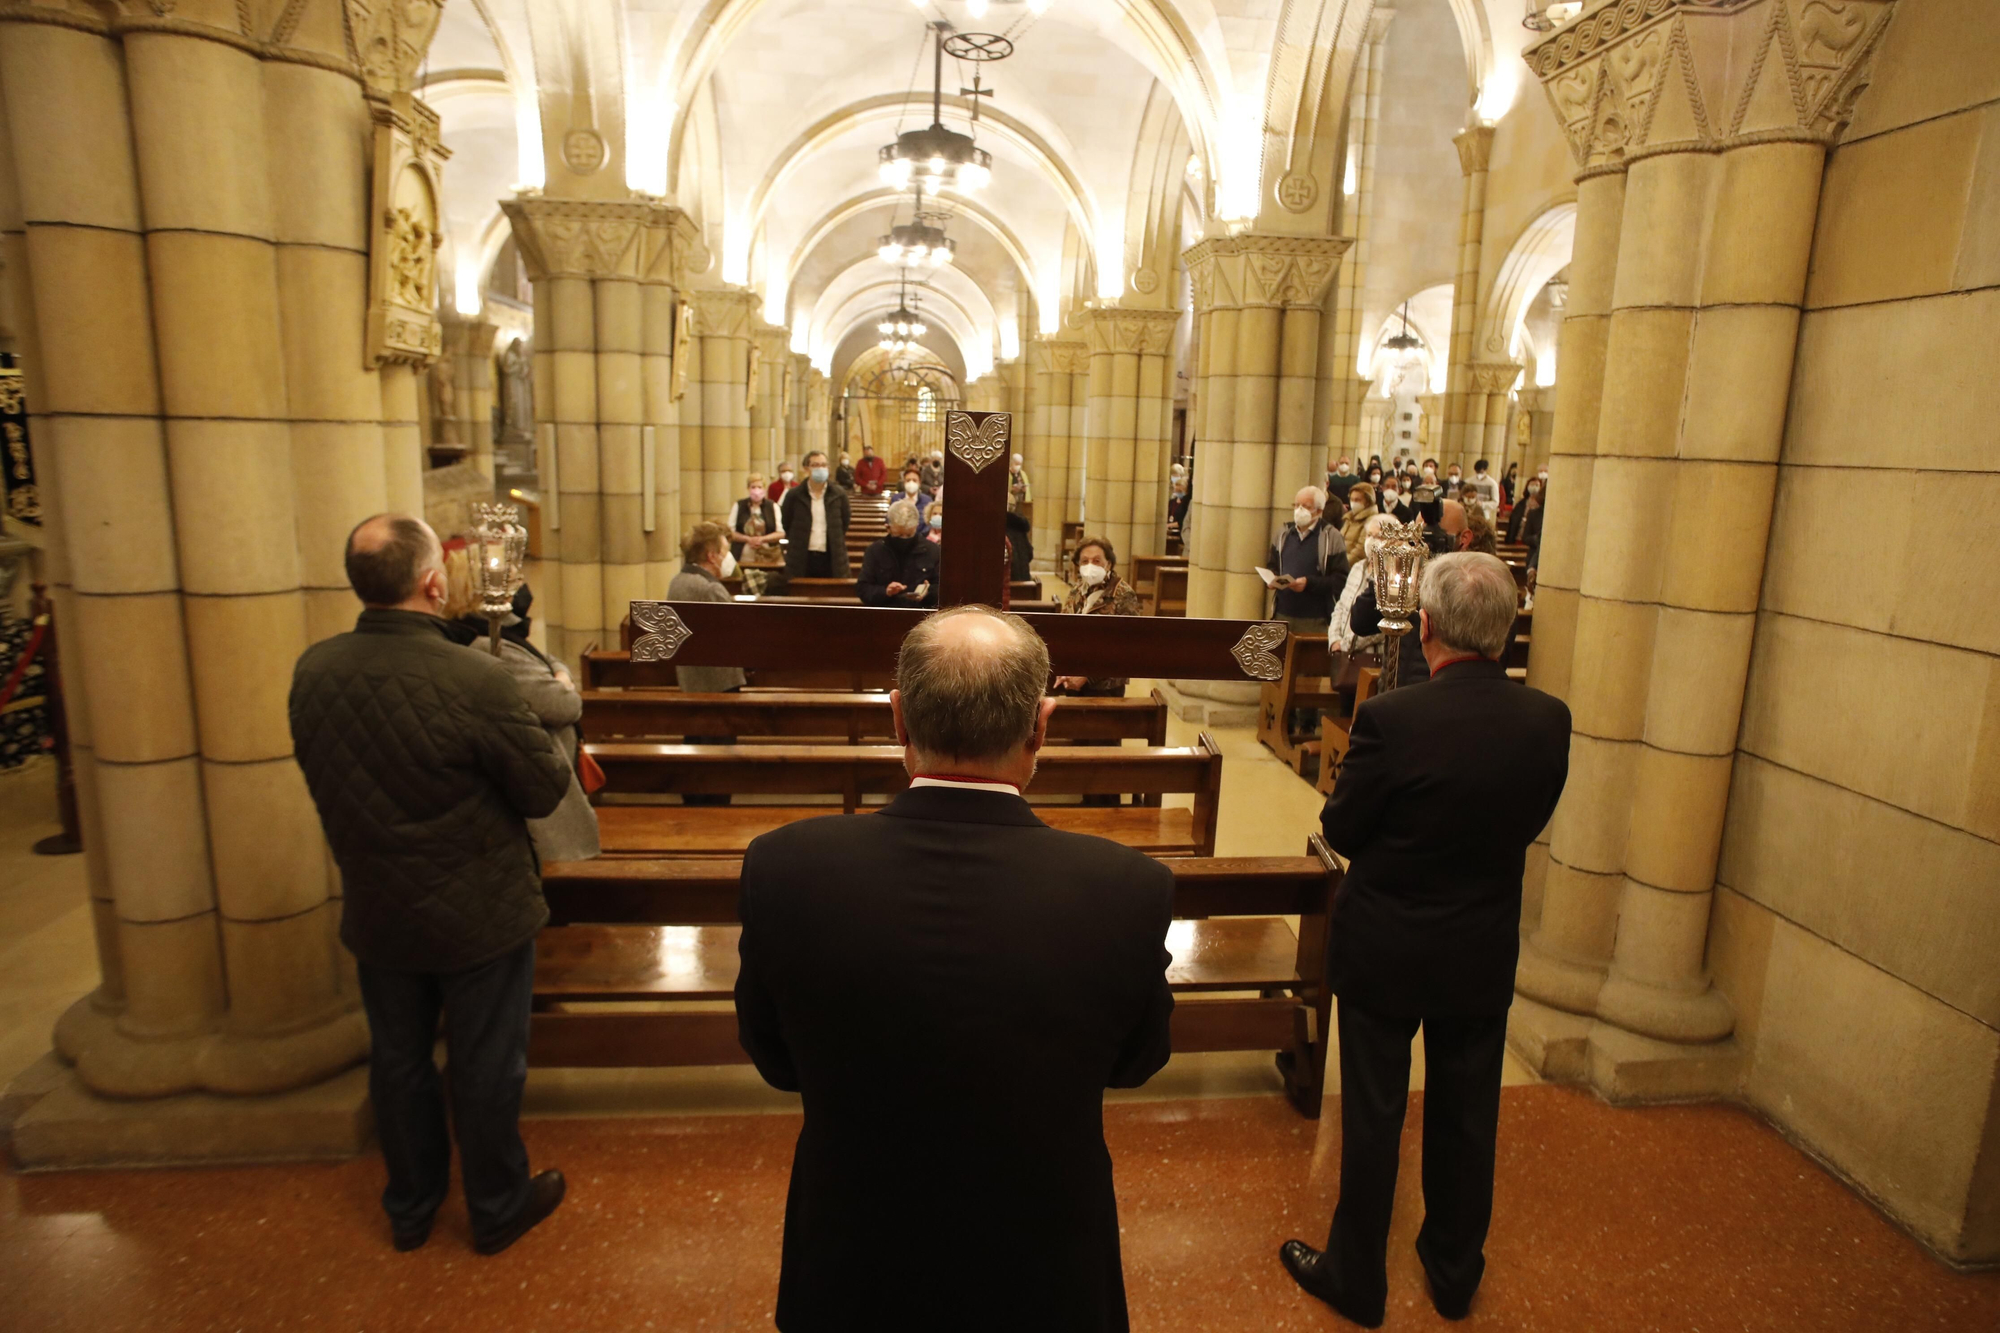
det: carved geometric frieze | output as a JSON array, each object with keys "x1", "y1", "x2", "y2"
[
  {"x1": 345, "y1": 0, "x2": 443, "y2": 99},
  {"x1": 1526, "y1": 0, "x2": 1899, "y2": 168},
  {"x1": 364, "y1": 93, "x2": 448, "y2": 368},
  {"x1": 1470, "y1": 361, "x2": 1523, "y2": 395},
  {"x1": 501, "y1": 197, "x2": 707, "y2": 286},
  {"x1": 1184, "y1": 233, "x2": 1352, "y2": 313},
  {"x1": 1031, "y1": 337, "x2": 1090, "y2": 376},
  {"x1": 689, "y1": 288, "x2": 757, "y2": 341}
]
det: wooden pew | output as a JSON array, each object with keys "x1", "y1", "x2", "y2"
[
  {"x1": 581, "y1": 651, "x2": 897, "y2": 693},
  {"x1": 1256, "y1": 634, "x2": 1352, "y2": 775},
  {"x1": 586, "y1": 736, "x2": 1225, "y2": 857},
  {"x1": 1317, "y1": 664, "x2": 1379, "y2": 795},
  {"x1": 1152, "y1": 564, "x2": 1189, "y2": 617},
  {"x1": 582, "y1": 687, "x2": 1170, "y2": 746},
  {"x1": 1131, "y1": 555, "x2": 1188, "y2": 613},
  {"x1": 529, "y1": 837, "x2": 1343, "y2": 1117},
  {"x1": 775, "y1": 577, "x2": 1044, "y2": 604}
]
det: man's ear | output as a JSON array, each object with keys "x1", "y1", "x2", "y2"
[
  {"x1": 1418, "y1": 609, "x2": 1433, "y2": 643},
  {"x1": 1027, "y1": 696, "x2": 1057, "y2": 754},
  {"x1": 890, "y1": 689, "x2": 910, "y2": 748}
]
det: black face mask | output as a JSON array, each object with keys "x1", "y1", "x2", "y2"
[{"x1": 885, "y1": 534, "x2": 918, "y2": 555}]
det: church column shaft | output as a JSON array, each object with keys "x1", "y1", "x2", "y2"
[
  {"x1": 641, "y1": 283, "x2": 679, "y2": 589},
  {"x1": 1445, "y1": 127, "x2": 1494, "y2": 469},
  {"x1": 595, "y1": 275, "x2": 645, "y2": 635},
  {"x1": 548, "y1": 275, "x2": 602, "y2": 665}
]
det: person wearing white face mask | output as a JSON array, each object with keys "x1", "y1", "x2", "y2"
[
  {"x1": 1008, "y1": 452, "x2": 1032, "y2": 515},
  {"x1": 1378, "y1": 481, "x2": 1413, "y2": 524},
  {"x1": 780, "y1": 450, "x2": 851, "y2": 580},
  {"x1": 1266, "y1": 485, "x2": 1349, "y2": 636},
  {"x1": 1055, "y1": 536, "x2": 1141, "y2": 696}
]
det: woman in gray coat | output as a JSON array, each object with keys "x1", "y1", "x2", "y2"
[{"x1": 442, "y1": 556, "x2": 600, "y2": 862}]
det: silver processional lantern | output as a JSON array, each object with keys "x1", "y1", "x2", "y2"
[
  {"x1": 470, "y1": 501, "x2": 529, "y2": 656},
  {"x1": 1369, "y1": 518, "x2": 1429, "y2": 693}
]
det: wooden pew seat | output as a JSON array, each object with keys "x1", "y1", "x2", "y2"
[
  {"x1": 582, "y1": 688, "x2": 1169, "y2": 745},
  {"x1": 593, "y1": 802, "x2": 1206, "y2": 857}
]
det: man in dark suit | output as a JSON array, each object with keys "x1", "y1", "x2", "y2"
[
  {"x1": 1280, "y1": 552, "x2": 1570, "y2": 1328},
  {"x1": 736, "y1": 606, "x2": 1175, "y2": 1332}
]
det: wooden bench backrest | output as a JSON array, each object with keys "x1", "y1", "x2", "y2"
[
  {"x1": 581, "y1": 687, "x2": 1169, "y2": 745},
  {"x1": 584, "y1": 651, "x2": 896, "y2": 691},
  {"x1": 1152, "y1": 564, "x2": 1189, "y2": 616}
]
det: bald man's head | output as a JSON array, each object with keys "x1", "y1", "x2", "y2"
[
  {"x1": 1440, "y1": 499, "x2": 1468, "y2": 537},
  {"x1": 345, "y1": 514, "x2": 444, "y2": 609},
  {"x1": 895, "y1": 606, "x2": 1050, "y2": 762}
]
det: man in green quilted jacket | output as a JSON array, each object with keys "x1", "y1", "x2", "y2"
[{"x1": 290, "y1": 514, "x2": 571, "y2": 1257}]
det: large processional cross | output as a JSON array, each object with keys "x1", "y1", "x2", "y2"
[{"x1": 626, "y1": 410, "x2": 1288, "y2": 688}]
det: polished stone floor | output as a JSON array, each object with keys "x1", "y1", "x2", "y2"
[
  {"x1": 3, "y1": 1086, "x2": 1997, "y2": 1331},
  {"x1": 4, "y1": 708, "x2": 1998, "y2": 1328}
]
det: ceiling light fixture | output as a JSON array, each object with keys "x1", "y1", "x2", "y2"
[
  {"x1": 878, "y1": 275, "x2": 930, "y2": 354},
  {"x1": 878, "y1": 21, "x2": 1009, "y2": 195},
  {"x1": 877, "y1": 184, "x2": 957, "y2": 269},
  {"x1": 1383, "y1": 301, "x2": 1421, "y2": 352},
  {"x1": 1522, "y1": 0, "x2": 1583, "y2": 31}
]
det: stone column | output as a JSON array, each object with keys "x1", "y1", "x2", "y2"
[
  {"x1": 441, "y1": 316, "x2": 500, "y2": 480},
  {"x1": 0, "y1": 0, "x2": 473, "y2": 1125},
  {"x1": 687, "y1": 288, "x2": 756, "y2": 525},
  {"x1": 1512, "y1": 385, "x2": 1554, "y2": 478},
  {"x1": 1511, "y1": 0, "x2": 1898, "y2": 1091},
  {"x1": 1443, "y1": 125, "x2": 1495, "y2": 470},
  {"x1": 749, "y1": 324, "x2": 787, "y2": 477},
  {"x1": 1182, "y1": 235, "x2": 1347, "y2": 621},
  {"x1": 1469, "y1": 361, "x2": 1521, "y2": 472},
  {"x1": 1080, "y1": 306, "x2": 1179, "y2": 562},
  {"x1": 503, "y1": 199, "x2": 702, "y2": 661},
  {"x1": 1027, "y1": 335, "x2": 1086, "y2": 559},
  {"x1": 1326, "y1": 4, "x2": 1395, "y2": 466}
]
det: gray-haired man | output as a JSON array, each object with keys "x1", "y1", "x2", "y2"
[
  {"x1": 1281, "y1": 553, "x2": 1569, "y2": 1326},
  {"x1": 855, "y1": 499, "x2": 940, "y2": 607},
  {"x1": 735, "y1": 606, "x2": 1175, "y2": 1332}
]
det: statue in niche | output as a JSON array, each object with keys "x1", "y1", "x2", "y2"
[
  {"x1": 498, "y1": 339, "x2": 534, "y2": 443},
  {"x1": 430, "y1": 357, "x2": 459, "y2": 443},
  {"x1": 387, "y1": 205, "x2": 435, "y2": 308}
]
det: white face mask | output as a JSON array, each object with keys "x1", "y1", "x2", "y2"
[
  {"x1": 929, "y1": 514, "x2": 943, "y2": 531},
  {"x1": 1077, "y1": 562, "x2": 1108, "y2": 587},
  {"x1": 780, "y1": 471, "x2": 794, "y2": 482},
  {"x1": 1448, "y1": 472, "x2": 1461, "y2": 482},
  {"x1": 1381, "y1": 491, "x2": 1398, "y2": 507},
  {"x1": 1336, "y1": 463, "x2": 1351, "y2": 475},
  {"x1": 1423, "y1": 466, "x2": 1437, "y2": 479},
  {"x1": 719, "y1": 550, "x2": 737, "y2": 579},
  {"x1": 1293, "y1": 506, "x2": 1316, "y2": 529},
  {"x1": 904, "y1": 480, "x2": 920, "y2": 495},
  {"x1": 1537, "y1": 470, "x2": 1549, "y2": 480}
]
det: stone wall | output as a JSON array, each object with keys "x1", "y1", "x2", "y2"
[{"x1": 1706, "y1": 0, "x2": 2000, "y2": 1267}]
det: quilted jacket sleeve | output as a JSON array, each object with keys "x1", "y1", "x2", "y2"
[{"x1": 470, "y1": 662, "x2": 571, "y2": 820}]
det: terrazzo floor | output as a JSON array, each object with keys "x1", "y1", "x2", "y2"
[{"x1": 3, "y1": 1086, "x2": 1997, "y2": 1331}]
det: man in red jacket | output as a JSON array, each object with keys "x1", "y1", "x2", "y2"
[{"x1": 853, "y1": 443, "x2": 887, "y2": 495}]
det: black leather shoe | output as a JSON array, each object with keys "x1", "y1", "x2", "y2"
[
  {"x1": 391, "y1": 1217, "x2": 433, "y2": 1252},
  {"x1": 1278, "y1": 1239, "x2": 1385, "y2": 1329},
  {"x1": 474, "y1": 1170, "x2": 566, "y2": 1256}
]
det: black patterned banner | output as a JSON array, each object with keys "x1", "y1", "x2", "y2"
[{"x1": 0, "y1": 353, "x2": 36, "y2": 527}]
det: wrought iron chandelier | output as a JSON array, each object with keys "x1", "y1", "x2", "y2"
[
  {"x1": 1522, "y1": 0, "x2": 1583, "y2": 32},
  {"x1": 878, "y1": 21, "x2": 1009, "y2": 195},
  {"x1": 1383, "y1": 301, "x2": 1421, "y2": 352},
  {"x1": 878, "y1": 276, "x2": 928, "y2": 355},
  {"x1": 878, "y1": 184, "x2": 956, "y2": 268}
]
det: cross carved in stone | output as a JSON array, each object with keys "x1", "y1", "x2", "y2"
[{"x1": 627, "y1": 410, "x2": 1288, "y2": 686}]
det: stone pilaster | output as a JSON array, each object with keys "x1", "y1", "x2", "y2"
[
  {"x1": 502, "y1": 196, "x2": 701, "y2": 663},
  {"x1": 1513, "y1": 385, "x2": 1554, "y2": 478},
  {"x1": 439, "y1": 315, "x2": 500, "y2": 480},
  {"x1": 1326, "y1": 4, "x2": 1396, "y2": 467},
  {"x1": 683, "y1": 287, "x2": 756, "y2": 532},
  {"x1": 1027, "y1": 336, "x2": 1087, "y2": 561},
  {"x1": 1443, "y1": 125, "x2": 1495, "y2": 470},
  {"x1": 750, "y1": 324, "x2": 788, "y2": 477},
  {"x1": 1512, "y1": 0, "x2": 1901, "y2": 1093},
  {"x1": 1079, "y1": 306, "x2": 1180, "y2": 562},
  {"x1": 1469, "y1": 361, "x2": 1522, "y2": 473},
  {"x1": 1182, "y1": 233, "x2": 1348, "y2": 621}
]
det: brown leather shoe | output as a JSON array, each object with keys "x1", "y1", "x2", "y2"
[{"x1": 474, "y1": 1170, "x2": 566, "y2": 1256}]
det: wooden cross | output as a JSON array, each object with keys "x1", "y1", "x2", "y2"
[{"x1": 627, "y1": 410, "x2": 1287, "y2": 686}]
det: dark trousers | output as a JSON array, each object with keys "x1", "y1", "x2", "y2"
[
  {"x1": 1325, "y1": 997, "x2": 1508, "y2": 1319},
  {"x1": 356, "y1": 938, "x2": 537, "y2": 1243},
  {"x1": 804, "y1": 550, "x2": 833, "y2": 577}
]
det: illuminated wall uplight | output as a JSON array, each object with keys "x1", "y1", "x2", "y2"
[
  {"x1": 1214, "y1": 97, "x2": 1264, "y2": 221},
  {"x1": 1343, "y1": 152, "x2": 1358, "y2": 197},
  {"x1": 998, "y1": 319, "x2": 1020, "y2": 361},
  {"x1": 624, "y1": 79, "x2": 675, "y2": 197},
  {"x1": 721, "y1": 215, "x2": 751, "y2": 287},
  {"x1": 514, "y1": 92, "x2": 546, "y2": 191},
  {"x1": 1036, "y1": 269, "x2": 1061, "y2": 336},
  {"x1": 1095, "y1": 215, "x2": 1125, "y2": 300},
  {"x1": 1475, "y1": 65, "x2": 1518, "y2": 125},
  {"x1": 790, "y1": 323, "x2": 811, "y2": 355},
  {"x1": 454, "y1": 252, "x2": 483, "y2": 316}
]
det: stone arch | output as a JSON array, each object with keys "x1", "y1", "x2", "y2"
[{"x1": 1478, "y1": 199, "x2": 1577, "y2": 363}]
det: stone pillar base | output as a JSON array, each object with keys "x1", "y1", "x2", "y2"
[
  {"x1": 1160, "y1": 678, "x2": 1261, "y2": 728},
  {"x1": 4, "y1": 1052, "x2": 373, "y2": 1171},
  {"x1": 1507, "y1": 995, "x2": 1742, "y2": 1104}
]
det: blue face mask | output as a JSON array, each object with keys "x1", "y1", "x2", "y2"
[{"x1": 810, "y1": 466, "x2": 828, "y2": 484}]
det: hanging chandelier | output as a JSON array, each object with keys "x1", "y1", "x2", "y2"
[
  {"x1": 878, "y1": 22, "x2": 1009, "y2": 195},
  {"x1": 1521, "y1": 0, "x2": 1583, "y2": 32},
  {"x1": 878, "y1": 185, "x2": 956, "y2": 268},
  {"x1": 1383, "y1": 301, "x2": 1421, "y2": 352},
  {"x1": 878, "y1": 277, "x2": 928, "y2": 355}
]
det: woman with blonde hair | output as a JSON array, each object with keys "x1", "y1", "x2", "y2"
[{"x1": 439, "y1": 543, "x2": 599, "y2": 862}]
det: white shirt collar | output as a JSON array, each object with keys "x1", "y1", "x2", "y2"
[{"x1": 909, "y1": 775, "x2": 1021, "y2": 795}]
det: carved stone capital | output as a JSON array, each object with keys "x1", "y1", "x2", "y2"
[
  {"x1": 1470, "y1": 361, "x2": 1523, "y2": 395},
  {"x1": 1454, "y1": 124, "x2": 1496, "y2": 176},
  {"x1": 345, "y1": 0, "x2": 443, "y2": 99},
  {"x1": 501, "y1": 196, "x2": 707, "y2": 285},
  {"x1": 1515, "y1": 385, "x2": 1552, "y2": 413},
  {"x1": 1526, "y1": 0, "x2": 1899, "y2": 168},
  {"x1": 688, "y1": 288, "x2": 758, "y2": 340},
  {"x1": 1031, "y1": 336, "x2": 1090, "y2": 375},
  {"x1": 1183, "y1": 233, "x2": 1351, "y2": 313},
  {"x1": 1080, "y1": 306, "x2": 1182, "y2": 357}
]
